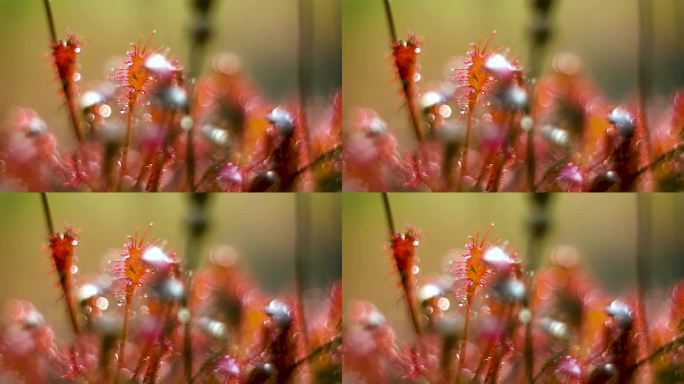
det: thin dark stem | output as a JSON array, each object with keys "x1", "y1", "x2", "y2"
[
  {"x1": 531, "y1": 348, "x2": 568, "y2": 384},
  {"x1": 298, "y1": 0, "x2": 314, "y2": 190},
  {"x1": 630, "y1": 141, "x2": 684, "y2": 180},
  {"x1": 381, "y1": 193, "x2": 422, "y2": 341},
  {"x1": 637, "y1": 0, "x2": 654, "y2": 189},
  {"x1": 40, "y1": 193, "x2": 81, "y2": 338},
  {"x1": 382, "y1": 0, "x2": 424, "y2": 144},
  {"x1": 382, "y1": 0, "x2": 398, "y2": 43},
  {"x1": 628, "y1": 331, "x2": 684, "y2": 372},
  {"x1": 193, "y1": 155, "x2": 228, "y2": 191},
  {"x1": 42, "y1": 0, "x2": 57, "y2": 43},
  {"x1": 40, "y1": 193, "x2": 55, "y2": 236},
  {"x1": 534, "y1": 155, "x2": 569, "y2": 190},
  {"x1": 189, "y1": 347, "x2": 226, "y2": 383},
  {"x1": 42, "y1": 0, "x2": 84, "y2": 144},
  {"x1": 291, "y1": 144, "x2": 341, "y2": 181},
  {"x1": 290, "y1": 334, "x2": 342, "y2": 370},
  {"x1": 381, "y1": 192, "x2": 396, "y2": 236}
]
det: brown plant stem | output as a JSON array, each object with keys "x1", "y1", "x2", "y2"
[
  {"x1": 380, "y1": 193, "x2": 422, "y2": 338},
  {"x1": 628, "y1": 331, "x2": 684, "y2": 372},
  {"x1": 290, "y1": 144, "x2": 341, "y2": 181},
  {"x1": 290, "y1": 334, "x2": 342, "y2": 370},
  {"x1": 189, "y1": 347, "x2": 226, "y2": 383},
  {"x1": 534, "y1": 155, "x2": 569, "y2": 190},
  {"x1": 382, "y1": 0, "x2": 424, "y2": 144},
  {"x1": 530, "y1": 348, "x2": 568, "y2": 383},
  {"x1": 40, "y1": 193, "x2": 81, "y2": 336},
  {"x1": 630, "y1": 142, "x2": 684, "y2": 180},
  {"x1": 42, "y1": 0, "x2": 84, "y2": 144},
  {"x1": 381, "y1": 192, "x2": 396, "y2": 236},
  {"x1": 192, "y1": 155, "x2": 229, "y2": 191},
  {"x1": 40, "y1": 192, "x2": 55, "y2": 236}
]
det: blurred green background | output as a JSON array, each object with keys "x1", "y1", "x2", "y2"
[
  {"x1": 0, "y1": 193, "x2": 340, "y2": 337},
  {"x1": 343, "y1": 0, "x2": 684, "y2": 146},
  {"x1": 343, "y1": 193, "x2": 684, "y2": 338},
  {"x1": 0, "y1": 0, "x2": 340, "y2": 146}
]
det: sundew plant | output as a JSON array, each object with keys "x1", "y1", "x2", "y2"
[
  {"x1": 0, "y1": 0, "x2": 341, "y2": 192},
  {"x1": 343, "y1": 193, "x2": 684, "y2": 383},
  {"x1": 0, "y1": 194, "x2": 341, "y2": 383},
  {"x1": 343, "y1": 0, "x2": 684, "y2": 191}
]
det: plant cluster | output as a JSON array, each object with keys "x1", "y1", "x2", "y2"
[
  {"x1": 343, "y1": 0, "x2": 684, "y2": 191},
  {"x1": 0, "y1": 195, "x2": 341, "y2": 383},
  {"x1": 0, "y1": 0, "x2": 341, "y2": 192},
  {"x1": 343, "y1": 196, "x2": 684, "y2": 383}
]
